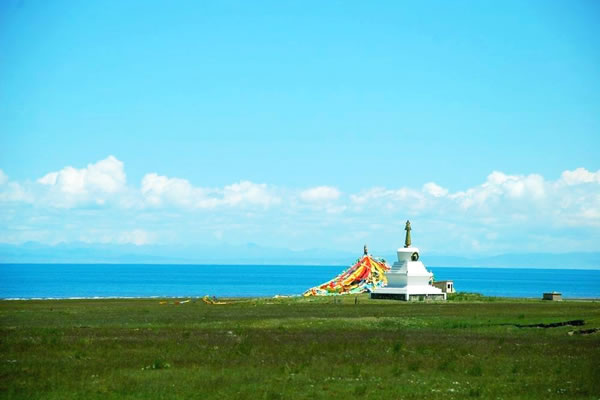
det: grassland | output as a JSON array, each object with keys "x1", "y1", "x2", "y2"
[{"x1": 1, "y1": 294, "x2": 599, "y2": 399}]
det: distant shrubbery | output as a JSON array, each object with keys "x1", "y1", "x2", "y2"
[{"x1": 448, "y1": 292, "x2": 494, "y2": 301}]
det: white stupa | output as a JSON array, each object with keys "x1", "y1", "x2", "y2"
[{"x1": 371, "y1": 221, "x2": 446, "y2": 301}]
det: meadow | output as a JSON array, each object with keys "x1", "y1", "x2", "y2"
[{"x1": 1, "y1": 294, "x2": 599, "y2": 399}]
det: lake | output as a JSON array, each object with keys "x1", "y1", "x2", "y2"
[{"x1": 1, "y1": 264, "x2": 599, "y2": 299}]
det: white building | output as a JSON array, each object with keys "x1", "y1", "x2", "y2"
[
  {"x1": 433, "y1": 280, "x2": 455, "y2": 294},
  {"x1": 371, "y1": 221, "x2": 446, "y2": 301}
]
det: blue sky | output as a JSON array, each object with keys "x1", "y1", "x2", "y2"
[{"x1": 1, "y1": 0, "x2": 599, "y2": 257}]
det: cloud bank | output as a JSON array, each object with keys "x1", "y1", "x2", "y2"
[
  {"x1": 140, "y1": 174, "x2": 279, "y2": 209},
  {"x1": 0, "y1": 156, "x2": 599, "y2": 253}
]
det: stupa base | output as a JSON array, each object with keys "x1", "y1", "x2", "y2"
[{"x1": 371, "y1": 287, "x2": 446, "y2": 301}]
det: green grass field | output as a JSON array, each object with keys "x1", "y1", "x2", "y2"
[{"x1": 1, "y1": 295, "x2": 599, "y2": 399}]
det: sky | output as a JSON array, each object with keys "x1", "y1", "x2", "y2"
[{"x1": 1, "y1": 0, "x2": 599, "y2": 257}]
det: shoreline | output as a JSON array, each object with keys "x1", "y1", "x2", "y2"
[{"x1": 2, "y1": 295, "x2": 599, "y2": 301}]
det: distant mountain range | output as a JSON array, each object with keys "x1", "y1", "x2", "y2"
[
  {"x1": 0, "y1": 242, "x2": 357, "y2": 265},
  {"x1": 421, "y1": 253, "x2": 600, "y2": 270},
  {"x1": 0, "y1": 242, "x2": 599, "y2": 269}
]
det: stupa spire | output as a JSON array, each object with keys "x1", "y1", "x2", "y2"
[{"x1": 404, "y1": 220, "x2": 412, "y2": 248}]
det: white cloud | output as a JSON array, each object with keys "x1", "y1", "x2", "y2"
[
  {"x1": 422, "y1": 182, "x2": 448, "y2": 197},
  {"x1": 141, "y1": 173, "x2": 215, "y2": 208},
  {"x1": 350, "y1": 187, "x2": 427, "y2": 213},
  {"x1": 223, "y1": 181, "x2": 280, "y2": 207},
  {"x1": 118, "y1": 229, "x2": 151, "y2": 246},
  {"x1": 0, "y1": 182, "x2": 35, "y2": 203},
  {"x1": 37, "y1": 172, "x2": 58, "y2": 186},
  {"x1": 141, "y1": 174, "x2": 279, "y2": 209},
  {"x1": 75, "y1": 228, "x2": 154, "y2": 246},
  {"x1": 30, "y1": 156, "x2": 128, "y2": 208},
  {"x1": 450, "y1": 171, "x2": 546, "y2": 210},
  {"x1": 38, "y1": 155, "x2": 126, "y2": 194},
  {"x1": 0, "y1": 171, "x2": 33, "y2": 204},
  {"x1": 351, "y1": 187, "x2": 423, "y2": 204},
  {"x1": 0, "y1": 169, "x2": 8, "y2": 185},
  {"x1": 346, "y1": 169, "x2": 600, "y2": 229},
  {"x1": 300, "y1": 186, "x2": 341, "y2": 202},
  {"x1": 560, "y1": 167, "x2": 600, "y2": 185}
]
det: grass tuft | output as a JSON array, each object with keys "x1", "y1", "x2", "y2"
[{"x1": 142, "y1": 359, "x2": 171, "y2": 370}]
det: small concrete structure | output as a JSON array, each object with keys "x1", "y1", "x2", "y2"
[
  {"x1": 371, "y1": 221, "x2": 446, "y2": 301},
  {"x1": 543, "y1": 292, "x2": 562, "y2": 301},
  {"x1": 433, "y1": 280, "x2": 455, "y2": 294}
]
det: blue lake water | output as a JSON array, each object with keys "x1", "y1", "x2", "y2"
[{"x1": 0, "y1": 264, "x2": 599, "y2": 299}]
